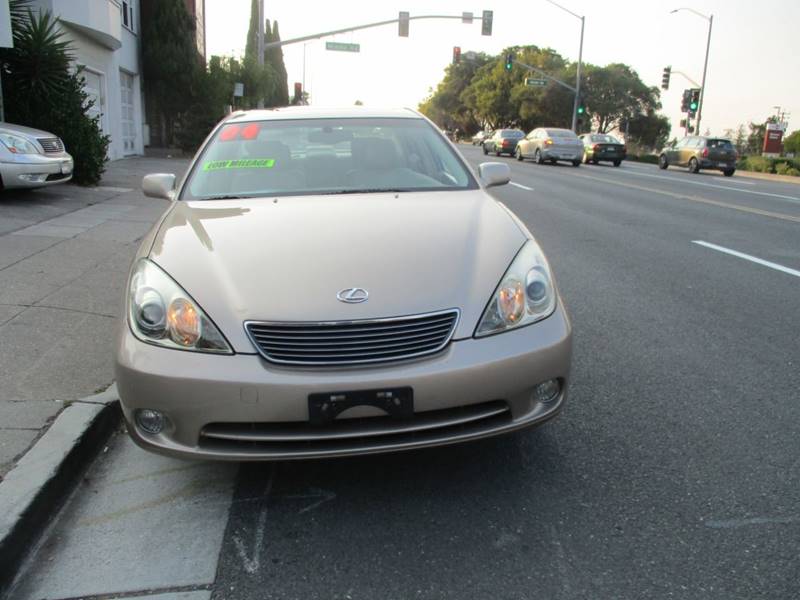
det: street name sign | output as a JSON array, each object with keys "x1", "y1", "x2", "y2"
[
  {"x1": 525, "y1": 78, "x2": 547, "y2": 87},
  {"x1": 326, "y1": 42, "x2": 360, "y2": 53}
]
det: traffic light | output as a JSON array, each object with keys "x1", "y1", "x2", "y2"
[
  {"x1": 577, "y1": 104, "x2": 585, "y2": 115},
  {"x1": 681, "y1": 89, "x2": 691, "y2": 113},
  {"x1": 661, "y1": 66, "x2": 671, "y2": 90},
  {"x1": 398, "y1": 11, "x2": 409, "y2": 37},
  {"x1": 481, "y1": 10, "x2": 493, "y2": 35},
  {"x1": 452, "y1": 46, "x2": 461, "y2": 64},
  {"x1": 688, "y1": 88, "x2": 700, "y2": 115},
  {"x1": 504, "y1": 52, "x2": 513, "y2": 71}
]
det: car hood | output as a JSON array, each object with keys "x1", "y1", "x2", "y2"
[
  {"x1": 148, "y1": 191, "x2": 528, "y2": 352},
  {"x1": 0, "y1": 122, "x2": 58, "y2": 140}
]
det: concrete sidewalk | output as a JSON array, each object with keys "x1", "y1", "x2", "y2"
[{"x1": 0, "y1": 156, "x2": 189, "y2": 478}]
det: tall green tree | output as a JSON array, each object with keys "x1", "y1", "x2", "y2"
[
  {"x1": 783, "y1": 130, "x2": 800, "y2": 155},
  {"x1": 141, "y1": 0, "x2": 199, "y2": 145},
  {"x1": 267, "y1": 21, "x2": 290, "y2": 106},
  {"x1": 419, "y1": 52, "x2": 490, "y2": 132},
  {"x1": 581, "y1": 63, "x2": 660, "y2": 133},
  {"x1": 625, "y1": 110, "x2": 670, "y2": 151}
]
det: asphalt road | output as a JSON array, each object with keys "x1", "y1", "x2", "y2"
[{"x1": 9, "y1": 148, "x2": 800, "y2": 600}]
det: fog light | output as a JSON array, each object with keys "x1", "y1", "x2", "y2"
[
  {"x1": 135, "y1": 409, "x2": 165, "y2": 434},
  {"x1": 532, "y1": 379, "x2": 560, "y2": 404},
  {"x1": 18, "y1": 173, "x2": 48, "y2": 183}
]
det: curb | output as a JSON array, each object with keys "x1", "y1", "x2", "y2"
[
  {"x1": 732, "y1": 170, "x2": 800, "y2": 185},
  {"x1": 0, "y1": 386, "x2": 121, "y2": 597}
]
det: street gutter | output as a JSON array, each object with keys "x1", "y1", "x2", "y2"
[{"x1": 0, "y1": 386, "x2": 121, "y2": 598}]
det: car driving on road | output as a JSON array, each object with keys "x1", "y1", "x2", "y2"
[
  {"x1": 115, "y1": 107, "x2": 572, "y2": 461},
  {"x1": 516, "y1": 127, "x2": 583, "y2": 166},
  {"x1": 659, "y1": 135, "x2": 737, "y2": 176},
  {"x1": 580, "y1": 133, "x2": 626, "y2": 166},
  {"x1": 482, "y1": 128, "x2": 525, "y2": 156},
  {"x1": 471, "y1": 129, "x2": 492, "y2": 145},
  {"x1": 0, "y1": 123, "x2": 73, "y2": 189}
]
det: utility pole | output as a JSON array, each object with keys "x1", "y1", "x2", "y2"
[
  {"x1": 544, "y1": 1, "x2": 584, "y2": 132},
  {"x1": 671, "y1": 9, "x2": 713, "y2": 136}
]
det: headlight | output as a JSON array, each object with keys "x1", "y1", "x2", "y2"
[
  {"x1": 475, "y1": 240, "x2": 557, "y2": 337},
  {"x1": 0, "y1": 133, "x2": 41, "y2": 155},
  {"x1": 128, "y1": 259, "x2": 232, "y2": 353}
]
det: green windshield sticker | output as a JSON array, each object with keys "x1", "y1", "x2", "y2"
[{"x1": 203, "y1": 158, "x2": 276, "y2": 171}]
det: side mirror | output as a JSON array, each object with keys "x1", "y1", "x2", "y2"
[
  {"x1": 478, "y1": 162, "x2": 511, "y2": 188},
  {"x1": 142, "y1": 173, "x2": 177, "y2": 200}
]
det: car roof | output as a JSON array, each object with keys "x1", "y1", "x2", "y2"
[
  {"x1": 224, "y1": 106, "x2": 422, "y2": 123},
  {"x1": 545, "y1": 128, "x2": 575, "y2": 134}
]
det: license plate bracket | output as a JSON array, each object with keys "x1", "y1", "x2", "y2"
[{"x1": 308, "y1": 387, "x2": 413, "y2": 425}]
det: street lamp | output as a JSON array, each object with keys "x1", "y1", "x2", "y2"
[
  {"x1": 671, "y1": 8, "x2": 713, "y2": 135},
  {"x1": 545, "y1": 0, "x2": 585, "y2": 132}
]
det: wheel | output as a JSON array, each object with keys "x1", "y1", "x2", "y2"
[
  {"x1": 550, "y1": 159, "x2": 557, "y2": 165},
  {"x1": 572, "y1": 160, "x2": 581, "y2": 167},
  {"x1": 534, "y1": 149, "x2": 543, "y2": 165},
  {"x1": 591, "y1": 158, "x2": 598, "y2": 165},
  {"x1": 723, "y1": 168, "x2": 735, "y2": 177},
  {"x1": 495, "y1": 149, "x2": 501, "y2": 157},
  {"x1": 516, "y1": 147, "x2": 524, "y2": 161},
  {"x1": 689, "y1": 157, "x2": 700, "y2": 173},
  {"x1": 483, "y1": 144, "x2": 488, "y2": 155},
  {"x1": 658, "y1": 154, "x2": 669, "y2": 170},
  {"x1": 613, "y1": 160, "x2": 622, "y2": 167}
]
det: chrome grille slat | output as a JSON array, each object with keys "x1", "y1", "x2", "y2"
[
  {"x1": 37, "y1": 137, "x2": 64, "y2": 153},
  {"x1": 251, "y1": 326, "x2": 452, "y2": 348},
  {"x1": 245, "y1": 309, "x2": 459, "y2": 366},
  {"x1": 200, "y1": 401, "x2": 510, "y2": 443}
]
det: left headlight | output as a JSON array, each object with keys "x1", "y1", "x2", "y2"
[
  {"x1": 0, "y1": 133, "x2": 41, "y2": 155},
  {"x1": 128, "y1": 259, "x2": 232, "y2": 354},
  {"x1": 475, "y1": 240, "x2": 557, "y2": 337}
]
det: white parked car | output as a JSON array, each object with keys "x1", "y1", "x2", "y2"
[{"x1": 0, "y1": 123, "x2": 74, "y2": 189}]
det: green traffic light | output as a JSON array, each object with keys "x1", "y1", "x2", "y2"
[
  {"x1": 689, "y1": 102, "x2": 698, "y2": 110},
  {"x1": 577, "y1": 106, "x2": 585, "y2": 114}
]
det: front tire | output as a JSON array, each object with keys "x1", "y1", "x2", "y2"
[
  {"x1": 535, "y1": 149, "x2": 544, "y2": 165},
  {"x1": 572, "y1": 160, "x2": 581, "y2": 167},
  {"x1": 613, "y1": 160, "x2": 622, "y2": 167},
  {"x1": 516, "y1": 148, "x2": 524, "y2": 161},
  {"x1": 658, "y1": 154, "x2": 669, "y2": 170},
  {"x1": 483, "y1": 144, "x2": 488, "y2": 155},
  {"x1": 689, "y1": 157, "x2": 700, "y2": 174}
]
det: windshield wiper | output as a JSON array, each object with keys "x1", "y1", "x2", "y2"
[
  {"x1": 319, "y1": 188, "x2": 407, "y2": 195},
  {"x1": 197, "y1": 195, "x2": 251, "y2": 200}
]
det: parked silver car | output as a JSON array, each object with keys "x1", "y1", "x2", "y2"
[
  {"x1": 115, "y1": 107, "x2": 572, "y2": 461},
  {"x1": 0, "y1": 123, "x2": 73, "y2": 189},
  {"x1": 516, "y1": 127, "x2": 583, "y2": 166}
]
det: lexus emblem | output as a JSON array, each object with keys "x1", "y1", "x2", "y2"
[{"x1": 337, "y1": 287, "x2": 369, "y2": 303}]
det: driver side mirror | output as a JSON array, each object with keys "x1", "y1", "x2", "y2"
[
  {"x1": 478, "y1": 162, "x2": 511, "y2": 188},
  {"x1": 142, "y1": 173, "x2": 177, "y2": 200}
]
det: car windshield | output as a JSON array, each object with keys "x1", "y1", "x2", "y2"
[
  {"x1": 707, "y1": 138, "x2": 734, "y2": 149},
  {"x1": 181, "y1": 117, "x2": 478, "y2": 200},
  {"x1": 501, "y1": 130, "x2": 524, "y2": 138},
  {"x1": 592, "y1": 134, "x2": 619, "y2": 143},
  {"x1": 548, "y1": 129, "x2": 578, "y2": 139}
]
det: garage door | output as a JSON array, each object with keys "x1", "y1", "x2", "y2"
[{"x1": 120, "y1": 71, "x2": 136, "y2": 155}]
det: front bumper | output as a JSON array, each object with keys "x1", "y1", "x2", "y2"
[
  {"x1": 0, "y1": 154, "x2": 74, "y2": 189},
  {"x1": 115, "y1": 304, "x2": 572, "y2": 460}
]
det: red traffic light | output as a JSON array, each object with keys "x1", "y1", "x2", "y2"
[{"x1": 452, "y1": 46, "x2": 461, "y2": 64}]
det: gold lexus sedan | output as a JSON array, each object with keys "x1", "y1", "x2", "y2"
[{"x1": 115, "y1": 107, "x2": 572, "y2": 461}]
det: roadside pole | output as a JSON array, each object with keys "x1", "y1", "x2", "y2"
[{"x1": 571, "y1": 16, "x2": 584, "y2": 132}]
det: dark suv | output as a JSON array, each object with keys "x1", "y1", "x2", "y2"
[{"x1": 659, "y1": 136, "x2": 737, "y2": 177}]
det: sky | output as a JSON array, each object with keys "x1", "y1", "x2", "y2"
[{"x1": 206, "y1": 0, "x2": 800, "y2": 137}]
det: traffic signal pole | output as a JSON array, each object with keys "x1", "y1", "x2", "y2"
[
  {"x1": 696, "y1": 14, "x2": 713, "y2": 135},
  {"x1": 263, "y1": 13, "x2": 490, "y2": 49},
  {"x1": 571, "y1": 15, "x2": 584, "y2": 132}
]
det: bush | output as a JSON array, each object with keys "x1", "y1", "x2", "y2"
[
  {"x1": 775, "y1": 162, "x2": 800, "y2": 177},
  {"x1": 1, "y1": 9, "x2": 109, "y2": 184},
  {"x1": 625, "y1": 153, "x2": 659, "y2": 164},
  {"x1": 736, "y1": 156, "x2": 800, "y2": 176}
]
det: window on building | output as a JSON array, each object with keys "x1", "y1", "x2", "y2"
[{"x1": 122, "y1": 1, "x2": 134, "y2": 33}]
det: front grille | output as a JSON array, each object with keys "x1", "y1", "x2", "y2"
[
  {"x1": 37, "y1": 137, "x2": 64, "y2": 153},
  {"x1": 198, "y1": 400, "x2": 511, "y2": 456},
  {"x1": 245, "y1": 309, "x2": 459, "y2": 366}
]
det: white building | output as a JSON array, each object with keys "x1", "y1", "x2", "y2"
[{"x1": 31, "y1": 0, "x2": 144, "y2": 160}]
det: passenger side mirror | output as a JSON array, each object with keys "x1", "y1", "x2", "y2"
[
  {"x1": 142, "y1": 173, "x2": 177, "y2": 200},
  {"x1": 478, "y1": 162, "x2": 511, "y2": 188}
]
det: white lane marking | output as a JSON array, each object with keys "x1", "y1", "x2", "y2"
[
  {"x1": 509, "y1": 181, "x2": 534, "y2": 191},
  {"x1": 692, "y1": 241, "x2": 800, "y2": 278},
  {"x1": 617, "y1": 169, "x2": 800, "y2": 202},
  {"x1": 232, "y1": 467, "x2": 274, "y2": 574}
]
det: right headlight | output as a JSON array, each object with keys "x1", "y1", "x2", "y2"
[
  {"x1": 475, "y1": 240, "x2": 557, "y2": 337},
  {"x1": 0, "y1": 133, "x2": 40, "y2": 155},
  {"x1": 128, "y1": 259, "x2": 232, "y2": 354}
]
